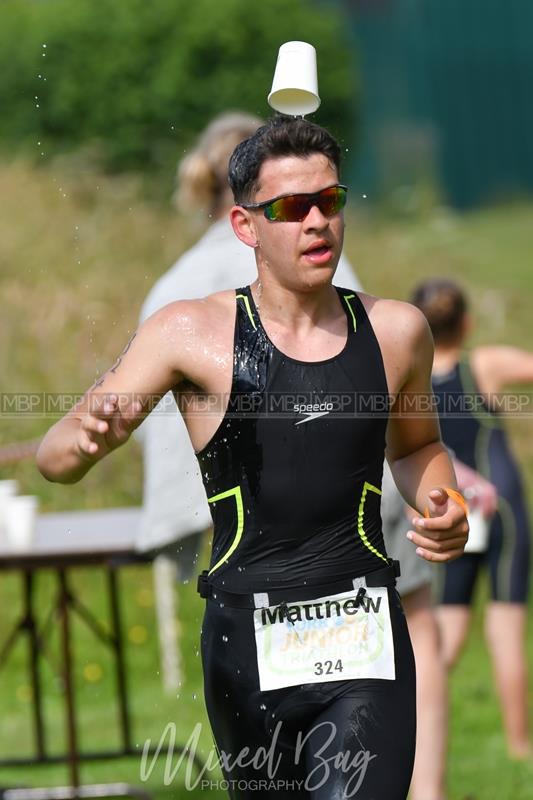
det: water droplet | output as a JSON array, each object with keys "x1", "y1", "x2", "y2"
[{"x1": 362, "y1": 194, "x2": 367, "y2": 199}]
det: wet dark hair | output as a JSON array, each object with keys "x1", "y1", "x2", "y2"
[
  {"x1": 228, "y1": 115, "x2": 341, "y2": 204},
  {"x1": 410, "y1": 279, "x2": 468, "y2": 345}
]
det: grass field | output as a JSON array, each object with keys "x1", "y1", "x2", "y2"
[{"x1": 0, "y1": 159, "x2": 532, "y2": 798}]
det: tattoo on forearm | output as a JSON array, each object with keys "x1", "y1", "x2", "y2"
[
  {"x1": 110, "y1": 332, "x2": 137, "y2": 373},
  {"x1": 89, "y1": 332, "x2": 137, "y2": 390}
]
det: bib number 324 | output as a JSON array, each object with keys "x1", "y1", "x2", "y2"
[{"x1": 253, "y1": 586, "x2": 395, "y2": 691}]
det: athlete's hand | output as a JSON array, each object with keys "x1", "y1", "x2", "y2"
[
  {"x1": 76, "y1": 393, "x2": 142, "y2": 462},
  {"x1": 407, "y1": 488, "x2": 469, "y2": 562}
]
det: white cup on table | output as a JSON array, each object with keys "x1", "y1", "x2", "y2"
[
  {"x1": 0, "y1": 480, "x2": 20, "y2": 541},
  {"x1": 5, "y1": 494, "x2": 38, "y2": 551}
]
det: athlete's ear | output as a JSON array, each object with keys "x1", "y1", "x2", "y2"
[{"x1": 230, "y1": 205, "x2": 259, "y2": 248}]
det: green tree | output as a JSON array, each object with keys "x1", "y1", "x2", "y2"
[{"x1": 0, "y1": 0, "x2": 355, "y2": 173}]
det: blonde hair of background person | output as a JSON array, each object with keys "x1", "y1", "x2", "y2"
[
  {"x1": 174, "y1": 111, "x2": 264, "y2": 221},
  {"x1": 135, "y1": 110, "x2": 361, "y2": 567}
]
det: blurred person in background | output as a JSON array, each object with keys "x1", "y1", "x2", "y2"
[
  {"x1": 383, "y1": 457, "x2": 497, "y2": 800},
  {"x1": 412, "y1": 278, "x2": 532, "y2": 760},
  {"x1": 381, "y1": 465, "x2": 448, "y2": 800},
  {"x1": 135, "y1": 111, "x2": 360, "y2": 572}
]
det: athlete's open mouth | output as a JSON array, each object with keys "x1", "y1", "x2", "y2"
[{"x1": 303, "y1": 240, "x2": 333, "y2": 262}]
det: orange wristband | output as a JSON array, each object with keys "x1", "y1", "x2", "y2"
[
  {"x1": 444, "y1": 487, "x2": 469, "y2": 516},
  {"x1": 423, "y1": 488, "x2": 468, "y2": 518}
]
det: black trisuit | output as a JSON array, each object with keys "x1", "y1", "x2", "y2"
[
  {"x1": 433, "y1": 358, "x2": 530, "y2": 605},
  {"x1": 197, "y1": 286, "x2": 416, "y2": 799}
]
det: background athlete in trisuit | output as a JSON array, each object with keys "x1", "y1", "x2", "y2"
[
  {"x1": 413, "y1": 278, "x2": 532, "y2": 760},
  {"x1": 37, "y1": 117, "x2": 469, "y2": 799}
]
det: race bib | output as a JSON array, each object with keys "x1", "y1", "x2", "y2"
[{"x1": 253, "y1": 584, "x2": 395, "y2": 691}]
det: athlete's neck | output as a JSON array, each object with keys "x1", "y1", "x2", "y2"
[{"x1": 250, "y1": 277, "x2": 342, "y2": 334}]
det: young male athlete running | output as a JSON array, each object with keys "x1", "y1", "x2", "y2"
[{"x1": 37, "y1": 117, "x2": 468, "y2": 799}]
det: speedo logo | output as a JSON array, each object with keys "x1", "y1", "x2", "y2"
[
  {"x1": 294, "y1": 401, "x2": 333, "y2": 425},
  {"x1": 293, "y1": 402, "x2": 334, "y2": 413},
  {"x1": 260, "y1": 596, "x2": 382, "y2": 627}
]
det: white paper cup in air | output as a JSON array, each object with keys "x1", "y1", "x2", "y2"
[
  {"x1": 5, "y1": 495, "x2": 38, "y2": 552},
  {"x1": 268, "y1": 41, "x2": 320, "y2": 116},
  {"x1": 464, "y1": 507, "x2": 490, "y2": 553}
]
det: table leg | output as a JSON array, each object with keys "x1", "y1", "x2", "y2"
[
  {"x1": 57, "y1": 569, "x2": 79, "y2": 789},
  {"x1": 24, "y1": 571, "x2": 46, "y2": 759},
  {"x1": 107, "y1": 566, "x2": 132, "y2": 752}
]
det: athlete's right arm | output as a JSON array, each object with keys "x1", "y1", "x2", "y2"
[{"x1": 36, "y1": 301, "x2": 200, "y2": 484}]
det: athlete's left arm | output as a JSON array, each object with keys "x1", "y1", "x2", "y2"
[{"x1": 385, "y1": 306, "x2": 468, "y2": 563}]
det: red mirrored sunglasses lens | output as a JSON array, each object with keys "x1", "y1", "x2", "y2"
[{"x1": 265, "y1": 186, "x2": 347, "y2": 221}]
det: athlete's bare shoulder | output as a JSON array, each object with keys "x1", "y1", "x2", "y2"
[
  {"x1": 357, "y1": 292, "x2": 430, "y2": 346},
  {"x1": 145, "y1": 288, "x2": 236, "y2": 337},
  {"x1": 141, "y1": 289, "x2": 236, "y2": 391},
  {"x1": 357, "y1": 293, "x2": 433, "y2": 395}
]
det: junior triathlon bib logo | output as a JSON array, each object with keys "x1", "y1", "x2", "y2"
[{"x1": 253, "y1": 587, "x2": 395, "y2": 691}]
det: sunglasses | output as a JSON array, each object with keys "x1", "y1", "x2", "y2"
[{"x1": 240, "y1": 184, "x2": 348, "y2": 222}]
